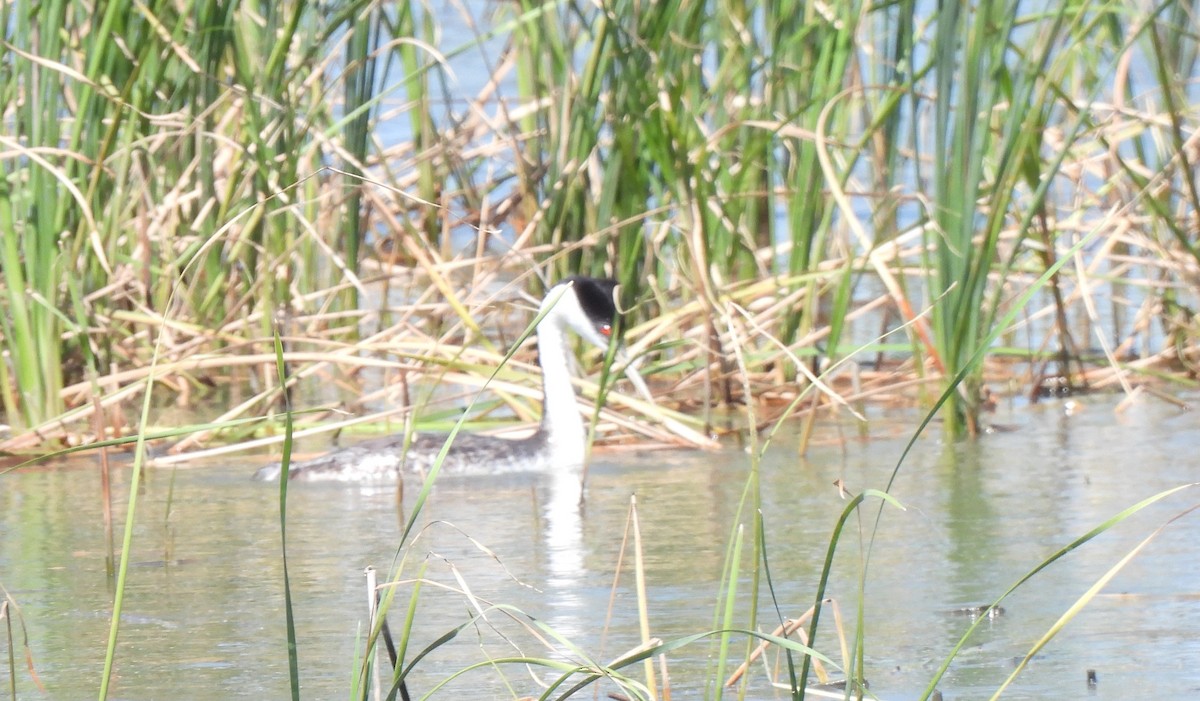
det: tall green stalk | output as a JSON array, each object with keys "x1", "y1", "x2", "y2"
[
  {"x1": 342, "y1": 2, "x2": 381, "y2": 309},
  {"x1": 0, "y1": 0, "x2": 68, "y2": 425},
  {"x1": 924, "y1": 0, "x2": 1075, "y2": 436}
]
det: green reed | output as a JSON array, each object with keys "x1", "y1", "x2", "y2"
[
  {"x1": 1, "y1": 0, "x2": 65, "y2": 425},
  {"x1": 0, "y1": 0, "x2": 379, "y2": 429},
  {"x1": 270, "y1": 328, "x2": 303, "y2": 701}
]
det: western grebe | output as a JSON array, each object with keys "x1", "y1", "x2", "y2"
[{"x1": 253, "y1": 276, "x2": 642, "y2": 482}]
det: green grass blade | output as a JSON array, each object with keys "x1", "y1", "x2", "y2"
[
  {"x1": 920, "y1": 483, "x2": 1197, "y2": 700},
  {"x1": 271, "y1": 324, "x2": 302, "y2": 701}
]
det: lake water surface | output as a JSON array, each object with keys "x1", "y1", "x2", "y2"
[{"x1": 3, "y1": 393, "x2": 1200, "y2": 699}]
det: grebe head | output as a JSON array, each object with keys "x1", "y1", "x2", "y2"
[
  {"x1": 538, "y1": 276, "x2": 620, "y2": 350},
  {"x1": 540, "y1": 275, "x2": 653, "y2": 400}
]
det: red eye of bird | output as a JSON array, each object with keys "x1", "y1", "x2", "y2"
[{"x1": 599, "y1": 323, "x2": 612, "y2": 337}]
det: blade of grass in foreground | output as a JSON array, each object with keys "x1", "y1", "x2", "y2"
[
  {"x1": 798, "y1": 489, "x2": 905, "y2": 696},
  {"x1": 713, "y1": 303, "x2": 765, "y2": 701},
  {"x1": 378, "y1": 560, "x2": 426, "y2": 701},
  {"x1": 0, "y1": 587, "x2": 44, "y2": 696},
  {"x1": 628, "y1": 497, "x2": 659, "y2": 699},
  {"x1": 921, "y1": 483, "x2": 1198, "y2": 701},
  {"x1": 989, "y1": 498, "x2": 1200, "y2": 700},
  {"x1": 97, "y1": 328, "x2": 158, "y2": 701},
  {"x1": 271, "y1": 323, "x2": 302, "y2": 701},
  {"x1": 754, "y1": 510, "x2": 802, "y2": 698},
  {"x1": 712, "y1": 524, "x2": 743, "y2": 701},
  {"x1": 2, "y1": 600, "x2": 11, "y2": 698}
]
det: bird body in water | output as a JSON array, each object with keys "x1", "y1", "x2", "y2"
[{"x1": 253, "y1": 276, "x2": 634, "y2": 482}]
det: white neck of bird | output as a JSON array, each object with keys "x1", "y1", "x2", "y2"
[{"x1": 537, "y1": 316, "x2": 587, "y2": 462}]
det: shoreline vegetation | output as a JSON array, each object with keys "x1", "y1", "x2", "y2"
[{"x1": 2, "y1": 1, "x2": 1199, "y2": 455}]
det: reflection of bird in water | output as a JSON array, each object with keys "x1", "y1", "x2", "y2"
[{"x1": 254, "y1": 276, "x2": 641, "y2": 481}]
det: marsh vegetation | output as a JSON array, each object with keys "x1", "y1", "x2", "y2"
[{"x1": 2, "y1": 0, "x2": 1198, "y2": 448}]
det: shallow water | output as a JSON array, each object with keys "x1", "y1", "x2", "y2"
[{"x1": 3, "y1": 394, "x2": 1200, "y2": 699}]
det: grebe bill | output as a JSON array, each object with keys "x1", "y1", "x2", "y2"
[{"x1": 253, "y1": 276, "x2": 641, "y2": 482}]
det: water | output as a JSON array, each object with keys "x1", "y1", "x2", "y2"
[{"x1": 3, "y1": 393, "x2": 1200, "y2": 699}]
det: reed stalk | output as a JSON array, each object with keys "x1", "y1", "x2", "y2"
[{"x1": 270, "y1": 328, "x2": 303, "y2": 701}]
